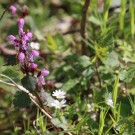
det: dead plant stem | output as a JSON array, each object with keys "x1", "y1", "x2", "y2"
[{"x1": 80, "y1": 0, "x2": 91, "y2": 55}]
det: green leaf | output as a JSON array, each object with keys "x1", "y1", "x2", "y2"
[
  {"x1": 115, "y1": 116, "x2": 134, "y2": 134},
  {"x1": 64, "y1": 54, "x2": 78, "y2": 64},
  {"x1": 119, "y1": 70, "x2": 127, "y2": 81},
  {"x1": 94, "y1": 44, "x2": 108, "y2": 62},
  {"x1": 4, "y1": 55, "x2": 17, "y2": 66},
  {"x1": 13, "y1": 91, "x2": 31, "y2": 108},
  {"x1": 93, "y1": 87, "x2": 107, "y2": 104},
  {"x1": 46, "y1": 34, "x2": 57, "y2": 51},
  {"x1": 82, "y1": 68, "x2": 94, "y2": 80},
  {"x1": 2, "y1": 67, "x2": 20, "y2": 82},
  {"x1": 51, "y1": 116, "x2": 68, "y2": 129},
  {"x1": 7, "y1": 24, "x2": 18, "y2": 35},
  {"x1": 119, "y1": 96, "x2": 131, "y2": 117},
  {"x1": 55, "y1": 33, "x2": 68, "y2": 52},
  {"x1": 120, "y1": 67, "x2": 135, "y2": 83},
  {"x1": 61, "y1": 78, "x2": 80, "y2": 92},
  {"x1": 89, "y1": 15, "x2": 102, "y2": 25},
  {"x1": 104, "y1": 51, "x2": 119, "y2": 67},
  {"x1": 21, "y1": 75, "x2": 36, "y2": 92},
  {"x1": 101, "y1": 73, "x2": 114, "y2": 84},
  {"x1": 77, "y1": 55, "x2": 92, "y2": 68}
]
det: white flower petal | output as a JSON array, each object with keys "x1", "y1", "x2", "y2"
[
  {"x1": 87, "y1": 104, "x2": 94, "y2": 112},
  {"x1": 52, "y1": 89, "x2": 66, "y2": 99},
  {"x1": 51, "y1": 99, "x2": 66, "y2": 109},
  {"x1": 106, "y1": 93, "x2": 114, "y2": 108},
  {"x1": 30, "y1": 42, "x2": 40, "y2": 50}
]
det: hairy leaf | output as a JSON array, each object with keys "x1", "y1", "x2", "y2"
[
  {"x1": 21, "y1": 75, "x2": 36, "y2": 92},
  {"x1": 13, "y1": 91, "x2": 31, "y2": 108}
]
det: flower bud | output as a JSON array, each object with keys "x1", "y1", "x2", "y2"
[
  {"x1": 30, "y1": 63, "x2": 38, "y2": 69},
  {"x1": 9, "y1": 5, "x2": 16, "y2": 15},
  {"x1": 8, "y1": 35, "x2": 16, "y2": 41},
  {"x1": 18, "y1": 52, "x2": 25, "y2": 60},
  {"x1": 18, "y1": 28, "x2": 24, "y2": 35},
  {"x1": 27, "y1": 32, "x2": 32, "y2": 38},
  {"x1": 30, "y1": 50, "x2": 39, "y2": 57},
  {"x1": 41, "y1": 69, "x2": 49, "y2": 76},
  {"x1": 38, "y1": 76, "x2": 45, "y2": 85},
  {"x1": 18, "y1": 18, "x2": 24, "y2": 28},
  {"x1": 23, "y1": 35, "x2": 29, "y2": 40}
]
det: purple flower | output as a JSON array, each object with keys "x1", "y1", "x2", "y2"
[
  {"x1": 9, "y1": 5, "x2": 16, "y2": 15},
  {"x1": 18, "y1": 28, "x2": 24, "y2": 36},
  {"x1": 14, "y1": 43, "x2": 19, "y2": 50},
  {"x1": 8, "y1": 35, "x2": 16, "y2": 41},
  {"x1": 37, "y1": 69, "x2": 49, "y2": 86},
  {"x1": 18, "y1": 18, "x2": 24, "y2": 29},
  {"x1": 21, "y1": 45, "x2": 27, "y2": 50},
  {"x1": 27, "y1": 55, "x2": 34, "y2": 62},
  {"x1": 30, "y1": 63, "x2": 38, "y2": 69},
  {"x1": 38, "y1": 76, "x2": 45, "y2": 85},
  {"x1": 30, "y1": 50, "x2": 39, "y2": 57},
  {"x1": 18, "y1": 52, "x2": 25, "y2": 60},
  {"x1": 27, "y1": 32, "x2": 32, "y2": 38},
  {"x1": 23, "y1": 35, "x2": 29, "y2": 41},
  {"x1": 14, "y1": 42, "x2": 19, "y2": 47},
  {"x1": 41, "y1": 69, "x2": 49, "y2": 76},
  {"x1": 7, "y1": 15, "x2": 50, "y2": 87}
]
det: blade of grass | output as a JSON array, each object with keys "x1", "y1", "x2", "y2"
[
  {"x1": 112, "y1": 75, "x2": 119, "y2": 117},
  {"x1": 119, "y1": 0, "x2": 127, "y2": 32},
  {"x1": 129, "y1": 0, "x2": 135, "y2": 38},
  {"x1": 103, "y1": 0, "x2": 112, "y2": 30},
  {"x1": 98, "y1": 109, "x2": 104, "y2": 135},
  {"x1": 128, "y1": 95, "x2": 135, "y2": 114}
]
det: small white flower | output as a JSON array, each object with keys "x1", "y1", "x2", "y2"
[
  {"x1": 51, "y1": 99, "x2": 66, "y2": 109},
  {"x1": 52, "y1": 89, "x2": 66, "y2": 99},
  {"x1": 91, "y1": 113, "x2": 97, "y2": 121},
  {"x1": 106, "y1": 93, "x2": 114, "y2": 108},
  {"x1": 87, "y1": 104, "x2": 94, "y2": 112},
  {"x1": 30, "y1": 42, "x2": 40, "y2": 50}
]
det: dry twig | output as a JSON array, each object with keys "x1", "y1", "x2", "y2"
[
  {"x1": 80, "y1": 0, "x2": 91, "y2": 55},
  {"x1": 0, "y1": 9, "x2": 7, "y2": 22}
]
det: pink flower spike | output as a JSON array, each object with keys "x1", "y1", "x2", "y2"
[
  {"x1": 41, "y1": 69, "x2": 49, "y2": 76},
  {"x1": 30, "y1": 63, "x2": 38, "y2": 69},
  {"x1": 18, "y1": 52, "x2": 25, "y2": 60},
  {"x1": 9, "y1": 5, "x2": 16, "y2": 15},
  {"x1": 27, "y1": 32, "x2": 32, "y2": 38},
  {"x1": 30, "y1": 50, "x2": 39, "y2": 57},
  {"x1": 18, "y1": 18, "x2": 24, "y2": 28},
  {"x1": 8, "y1": 35, "x2": 16, "y2": 41}
]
